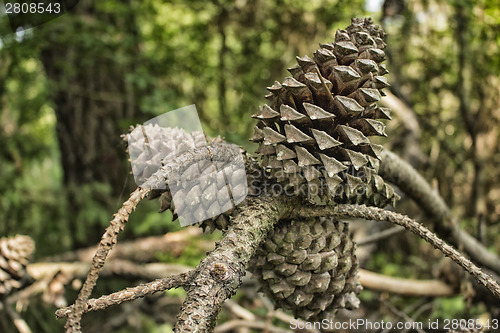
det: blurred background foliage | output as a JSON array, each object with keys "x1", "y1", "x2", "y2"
[{"x1": 0, "y1": 0, "x2": 499, "y2": 331}]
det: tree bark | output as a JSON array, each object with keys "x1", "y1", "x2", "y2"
[{"x1": 38, "y1": 0, "x2": 143, "y2": 247}]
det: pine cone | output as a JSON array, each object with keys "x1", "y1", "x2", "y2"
[
  {"x1": 124, "y1": 123, "x2": 207, "y2": 186},
  {"x1": 248, "y1": 17, "x2": 399, "y2": 321},
  {"x1": 123, "y1": 124, "x2": 248, "y2": 230},
  {"x1": 0, "y1": 235, "x2": 35, "y2": 296},
  {"x1": 249, "y1": 216, "x2": 361, "y2": 320},
  {"x1": 251, "y1": 17, "x2": 398, "y2": 207}
]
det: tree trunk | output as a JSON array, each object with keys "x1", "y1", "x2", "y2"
[{"x1": 39, "y1": 1, "x2": 143, "y2": 247}]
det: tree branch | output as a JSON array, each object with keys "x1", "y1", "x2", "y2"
[
  {"x1": 359, "y1": 269, "x2": 455, "y2": 297},
  {"x1": 356, "y1": 226, "x2": 405, "y2": 246},
  {"x1": 291, "y1": 204, "x2": 500, "y2": 299},
  {"x1": 3, "y1": 300, "x2": 32, "y2": 333},
  {"x1": 56, "y1": 271, "x2": 193, "y2": 318},
  {"x1": 214, "y1": 319, "x2": 291, "y2": 333},
  {"x1": 379, "y1": 149, "x2": 500, "y2": 275},
  {"x1": 45, "y1": 227, "x2": 206, "y2": 263},
  {"x1": 64, "y1": 187, "x2": 150, "y2": 333},
  {"x1": 28, "y1": 261, "x2": 191, "y2": 282},
  {"x1": 173, "y1": 196, "x2": 293, "y2": 332}
]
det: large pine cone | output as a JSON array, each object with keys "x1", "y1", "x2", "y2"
[
  {"x1": 0, "y1": 235, "x2": 35, "y2": 296},
  {"x1": 249, "y1": 216, "x2": 361, "y2": 320},
  {"x1": 251, "y1": 17, "x2": 398, "y2": 207},
  {"x1": 248, "y1": 17, "x2": 398, "y2": 321}
]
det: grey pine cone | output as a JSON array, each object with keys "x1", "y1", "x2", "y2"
[{"x1": 249, "y1": 216, "x2": 361, "y2": 321}]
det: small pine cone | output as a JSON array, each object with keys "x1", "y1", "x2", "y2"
[
  {"x1": 251, "y1": 17, "x2": 398, "y2": 207},
  {"x1": 0, "y1": 235, "x2": 35, "y2": 296},
  {"x1": 249, "y1": 217, "x2": 361, "y2": 321}
]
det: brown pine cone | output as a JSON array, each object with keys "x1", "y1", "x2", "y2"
[{"x1": 0, "y1": 235, "x2": 35, "y2": 296}]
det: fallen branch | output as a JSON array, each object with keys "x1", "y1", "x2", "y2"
[
  {"x1": 45, "y1": 227, "x2": 207, "y2": 263},
  {"x1": 223, "y1": 300, "x2": 256, "y2": 321},
  {"x1": 359, "y1": 269, "x2": 455, "y2": 296},
  {"x1": 56, "y1": 270, "x2": 193, "y2": 318},
  {"x1": 27, "y1": 261, "x2": 191, "y2": 282},
  {"x1": 356, "y1": 226, "x2": 405, "y2": 246},
  {"x1": 214, "y1": 320, "x2": 291, "y2": 333},
  {"x1": 379, "y1": 149, "x2": 500, "y2": 275}
]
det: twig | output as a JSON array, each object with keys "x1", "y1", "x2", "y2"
[
  {"x1": 403, "y1": 302, "x2": 433, "y2": 333},
  {"x1": 359, "y1": 269, "x2": 455, "y2": 296},
  {"x1": 64, "y1": 187, "x2": 150, "y2": 332},
  {"x1": 214, "y1": 320, "x2": 292, "y2": 333},
  {"x1": 291, "y1": 204, "x2": 500, "y2": 299},
  {"x1": 381, "y1": 299, "x2": 427, "y2": 333},
  {"x1": 272, "y1": 310, "x2": 321, "y2": 333},
  {"x1": 379, "y1": 149, "x2": 500, "y2": 275},
  {"x1": 3, "y1": 300, "x2": 32, "y2": 333},
  {"x1": 56, "y1": 271, "x2": 193, "y2": 318},
  {"x1": 28, "y1": 261, "x2": 191, "y2": 282},
  {"x1": 356, "y1": 226, "x2": 405, "y2": 246},
  {"x1": 315, "y1": 66, "x2": 335, "y2": 104},
  {"x1": 223, "y1": 300, "x2": 256, "y2": 321}
]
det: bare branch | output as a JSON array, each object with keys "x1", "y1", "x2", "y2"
[
  {"x1": 379, "y1": 149, "x2": 500, "y2": 275},
  {"x1": 3, "y1": 300, "x2": 33, "y2": 333},
  {"x1": 64, "y1": 187, "x2": 150, "y2": 332},
  {"x1": 45, "y1": 227, "x2": 206, "y2": 263},
  {"x1": 291, "y1": 204, "x2": 500, "y2": 299},
  {"x1": 381, "y1": 299, "x2": 427, "y2": 333},
  {"x1": 272, "y1": 310, "x2": 321, "y2": 333},
  {"x1": 356, "y1": 226, "x2": 405, "y2": 246},
  {"x1": 56, "y1": 271, "x2": 193, "y2": 318},
  {"x1": 359, "y1": 269, "x2": 455, "y2": 296},
  {"x1": 27, "y1": 261, "x2": 191, "y2": 282},
  {"x1": 223, "y1": 300, "x2": 256, "y2": 321},
  {"x1": 214, "y1": 320, "x2": 292, "y2": 333}
]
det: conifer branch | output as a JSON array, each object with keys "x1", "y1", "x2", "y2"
[
  {"x1": 379, "y1": 149, "x2": 500, "y2": 275},
  {"x1": 56, "y1": 271, "x2": 193, "y2": 318},
  {"x1": 64, "y1": 187, "x2": 150, "y2": 333},
  {"x1": 291, "y1": 204, "x2": 500, "y2": 299}
]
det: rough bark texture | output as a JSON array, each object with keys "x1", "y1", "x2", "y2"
[{"x1": 174, "y1": 197, "x2": 293, "y2": 332}]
